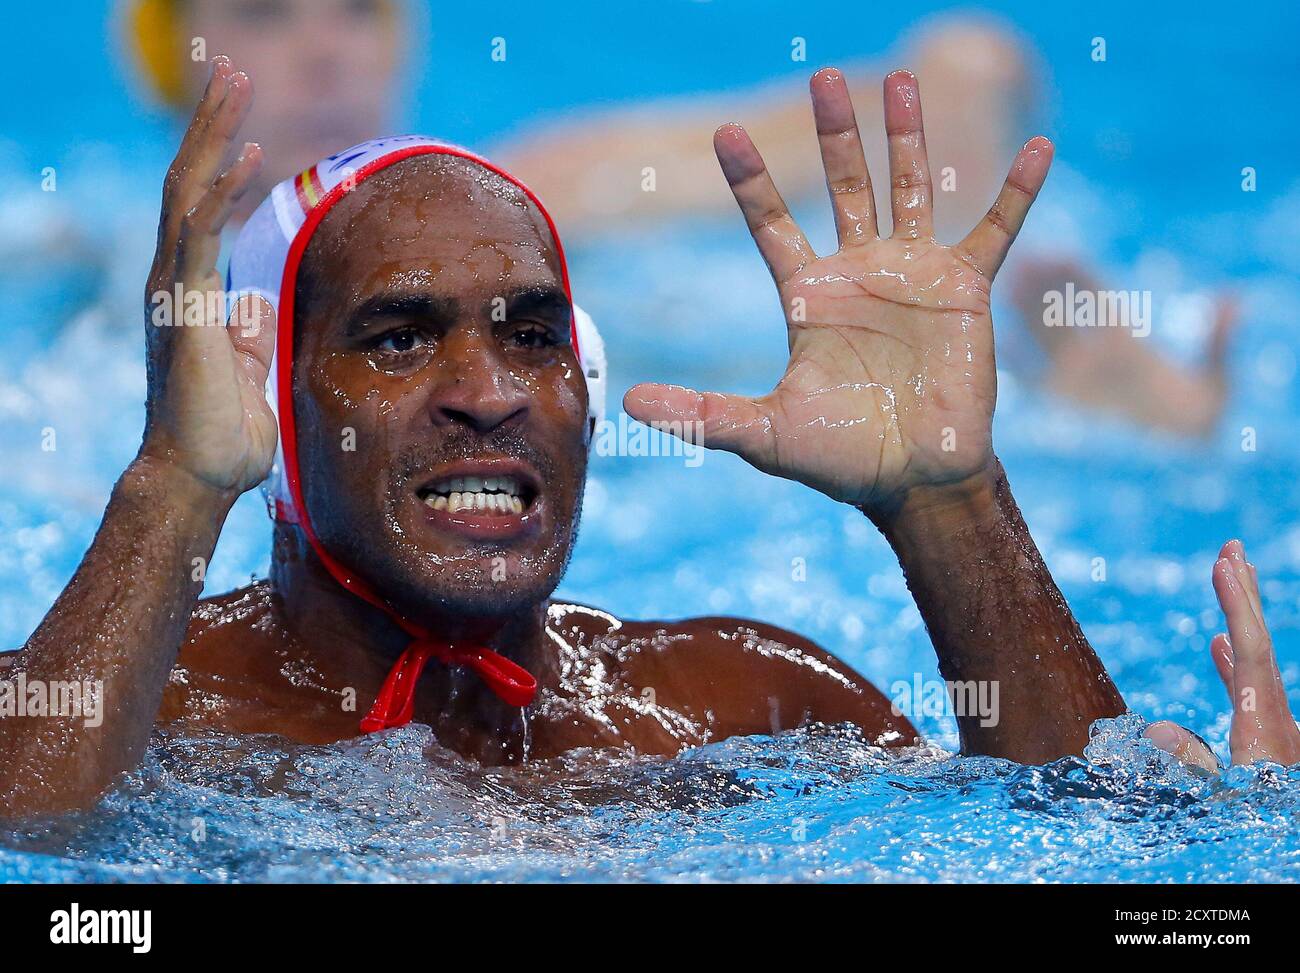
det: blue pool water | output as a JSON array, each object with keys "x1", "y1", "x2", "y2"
[{"x1": 1, "y1": 2, "x2": 1300, "y2": 882}]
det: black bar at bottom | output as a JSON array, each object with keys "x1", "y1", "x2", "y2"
[{"x1": 0, "y1": 882, "x2": 1286, "y2": 958}]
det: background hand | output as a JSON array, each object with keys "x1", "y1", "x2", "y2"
[
  {"x1": 140, "y1": 56, "x2": 276, "y2": 500},
  {"x1": 1209, "y1": 540, "x2": 1300, "y2": 765},
  {"x1": 625, "y1": 67, "x2": 1053, "y2": 512},
  {"x1": 1148, "y1": 540, "x2": 1300, "y2": 770}
]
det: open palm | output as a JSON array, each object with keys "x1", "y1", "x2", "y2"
[
  {"x1": 626, "y1": 68, "x2": 1053, "y2": 512},
  {"x1": 141, "y1": 57, "x2": 278, "y2": 497}
]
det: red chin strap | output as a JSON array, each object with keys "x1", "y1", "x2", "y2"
[
  {"x1": 358, "y1": 637, "x2": 539, "y2": 733},
  {"x1": 273, "y1": 144, "x2": 572, "y2": 732},
  {"x1": 279, "y1": 495, "x2": 539, "y2": 731}
]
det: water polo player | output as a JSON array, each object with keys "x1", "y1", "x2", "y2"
[{"x1": 1, "y1": 57, "x2": 1282, "y2": 817}]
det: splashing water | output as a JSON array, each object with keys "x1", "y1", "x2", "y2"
[{"x1": 2, "y1": 716, "x2": 1297, "y2": 882}]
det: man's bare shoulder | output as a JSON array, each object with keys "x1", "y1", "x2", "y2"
[
  {"x1": 181, "y1": 582, "x2": 282, "y2": 666},
  {"x1": 163, "y1": 583, "x2": 278, "y2": 718},
  {"x1": 162, "y1": 582, "x2": 356, "y2": 740},
  {"x1": 546, "y1": 602, "x2": 918, "y2": 746}
]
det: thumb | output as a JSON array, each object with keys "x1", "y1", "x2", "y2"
[
  {"x1": 1145, "y1": 721, "x2": 1220, "y2": 774},
  {"x1": 624, "y1": 382, "x2": 772, "y2": 462},
  {"x1": 227, "y1": 295, "x2": 277, "y2": 390}
]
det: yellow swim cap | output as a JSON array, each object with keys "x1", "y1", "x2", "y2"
[{"x1": 128, "y1": 0, "x2": 187, "y2": 107}]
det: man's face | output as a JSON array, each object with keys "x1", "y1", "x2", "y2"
[{"x1": 293, "y1": 156, "x2": 589, "y2": 622}]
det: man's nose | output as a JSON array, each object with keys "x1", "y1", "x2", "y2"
[{"x1": 425, "y1": 329, "x2": 530, "y2": 434}]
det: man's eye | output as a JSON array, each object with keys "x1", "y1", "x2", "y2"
[
  {"x1": 511, "y1": 325, "x2": 557, "y2": 349},
  {"x1": 373, "y1": 328, "x2": 429, "y2": 354}
]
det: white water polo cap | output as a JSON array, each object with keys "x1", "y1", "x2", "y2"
[{"x1": 225, "y1": 135, "x2": 607, "y2": 524}]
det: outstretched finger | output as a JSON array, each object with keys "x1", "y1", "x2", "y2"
[
  {"x1": 810, "y1": 68, "x2": 876, "y2": 246},
  {"x1": 176, "y1": 56, "x2": 233, "y2": 164},
  {"x1": 175, "y1": 143, "x2": 264, "y2": 282},
  {"x1": 883, "y1": 70, "x2": 933, "y2": 240},
  {"x1": 714, "y1": 124, "x2": 816, "y2": 285},
  {"x1": 956, "y1": 137, "x2": 1054, "y2": 278},
  {"x1": 163, "y1": 60, "x2": 255, "y2": 235},
  {"x1": 1222, "y1": 539, "x2": 1265, "y2": 623},
  {"x1": 624, "y1": 382, "x2": 775, "y2": 465}
]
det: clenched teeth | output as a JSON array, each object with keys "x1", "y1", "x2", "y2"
[{"x1": 422, "y1": 475, "x2": 527, "y2": 515}]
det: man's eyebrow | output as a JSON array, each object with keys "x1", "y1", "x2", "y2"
[
  {"x1": 498, "y1": 285, "x2": 572, "y2": 318},
  {"x1": 341, "y1": 292, "x2": 459, "y2": 335}
]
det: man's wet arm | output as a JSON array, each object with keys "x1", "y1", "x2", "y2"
[
  {"x1": 0, "y1": 456, "x2": 235, "y2": 817},
  {"x1": 869, "y1": 460, "x2": 1124, "y2": 762}
]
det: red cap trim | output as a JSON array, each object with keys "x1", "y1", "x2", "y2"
[{"x1": 277, "y1": 145, "x2": 567, "y2": 728}]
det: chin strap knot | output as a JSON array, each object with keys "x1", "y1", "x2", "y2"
[{"x1": 358, "y1": 638, "x2": 538, "y2": 733}]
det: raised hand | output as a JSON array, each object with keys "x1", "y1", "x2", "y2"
[
  {"x1": 140, "y1": 55, "x2": 277, "y2": 499},
  {"x1": 0, "y1": 59, "x2": 284, "y2": 817},
  {"x1": 625, "y1": 68, "x2": 1053, "y2": 513},
  {"x1": 1209, "y1": 540, "x2": 1300, "y2": 764},
  {"x1": 1148, "y1": 540, "x2": 1300, "y2": 770}
]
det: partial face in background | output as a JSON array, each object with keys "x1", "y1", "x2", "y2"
[
  {"x1": 182, "y1": 0, "x2": 402, "y2": 188},
  {"x1": 292, "y1": 156, "x2": 590, "y2": 622}
]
